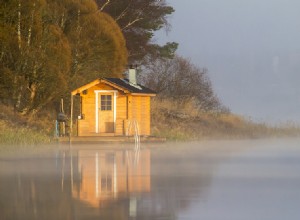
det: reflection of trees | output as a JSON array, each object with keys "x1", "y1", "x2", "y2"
[{"x1": 0, "y1": 156, "x2": 74, "y2": 220}]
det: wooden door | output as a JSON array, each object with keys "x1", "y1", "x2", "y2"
[{"x1": 99, "y1": 93, "x2": 114, "y2": 133}]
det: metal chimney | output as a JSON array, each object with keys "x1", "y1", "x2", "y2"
[{"x1": 128, "y1": 66, "x2": 137, "y2": 85}]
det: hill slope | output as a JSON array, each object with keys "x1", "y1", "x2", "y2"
[{"x1": 151, "y1": 99, "x2": 300, "y2": 140}]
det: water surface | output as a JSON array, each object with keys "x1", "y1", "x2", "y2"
[{"x1": 1, "y1": 139, "x2": 300, "y2": 220}]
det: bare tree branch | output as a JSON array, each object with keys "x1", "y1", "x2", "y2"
[
  {"x1": 122, "y1": 17, "x2": 143, "y2": 30},
  {"x1": 121, "y1": 5, "x2": 147, "y2": 30},
  {"x1": 99, "y1": 0, "x2": 110, "y2": 11},
  {"x1": 115, "y1": 0, "x2": 133, "y2": 21}
]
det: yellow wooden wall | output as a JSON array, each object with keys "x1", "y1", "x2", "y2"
[
  {"x1": 78, "y1": 84, "x2": 114, "y2": 136},
  {"x1": 115, "y1": 94, "x2": 127, "y2": 135},
  {"x1": 77, "y1": 82, "x2": 152, "y2": 136},
  {"x1": 127, "y1": 95, "x2": 151, "y2": 136},
  {"x1": 77, "y1": 87, "x2": 95, "y2": 136}
]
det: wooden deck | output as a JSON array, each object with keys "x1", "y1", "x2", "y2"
[{"x1": 59, "y1": 135, "x2": 166, "y2": 144}]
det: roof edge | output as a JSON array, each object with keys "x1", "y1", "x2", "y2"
[
  {"x1": 71, "y1": 77, "x2": 156, "y2": 96},
  {"x1": 71, "y1": 79, "x2": 101, "y2": 95}
]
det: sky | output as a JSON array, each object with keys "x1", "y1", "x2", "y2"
[{"x1": 157, "y1": 0, "x2": 300, "y2": 124}]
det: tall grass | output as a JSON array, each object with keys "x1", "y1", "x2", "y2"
[
  {"x1": 0, "y1": 121, "x2": 51, "y2": 152},
  {"x1": 151, "y1": 99, "x2": 300, "y2": 140},
  {"x1": 0, "y1": 105, "x2": 53, "y2": 153}
]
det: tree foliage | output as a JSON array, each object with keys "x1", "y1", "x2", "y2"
[
  {"x1": 46, "y1": 0, "x2": 127, "y2": 85},
  {"x1": 141, "y1": 56, "x2": 224, "y2": 112},
  {"x1": 96, "y1": 0, "x2": 177, "y2": 63},
  {"x1": 0, "y1": 0, "x2": 127, "y2": 115}
]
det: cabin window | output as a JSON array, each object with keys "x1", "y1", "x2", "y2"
[{"x1": 101, "y1": 95, "x2": 112, "y2": 111}]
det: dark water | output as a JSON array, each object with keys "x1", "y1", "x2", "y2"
[{"x1": 1, "y1": 139, "x2": 300, "y2": 220}]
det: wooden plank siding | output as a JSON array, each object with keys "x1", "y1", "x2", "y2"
[
  {"x1": 115, "y1": 94, "x2": 127, "y2": 135},
  {"x1": 127, "y1": 95, "x2": 151, "y2": 136},
  {"x1": 141, "y1": 96, "x2": 151, "y2": 135},
  {"x1": 78, "y1": 87, "x2": 95, "y2": 136},
  {"x1": 76, "y1": 82, "x2": 152, "y2": 136},
  {"x1": 78, "y1": 84, "x2": 114, "y2": 136}
]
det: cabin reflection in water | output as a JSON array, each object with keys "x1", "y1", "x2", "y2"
[
  {"x1": 72, "y1": 149, "x2": 151, "y2": 208},
  {"x1": 0, "y1": 148, "x2": 150, "y2": 220}
]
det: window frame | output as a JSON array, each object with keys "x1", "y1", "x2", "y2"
[{"x1": 100, "y1": 94, "x2": 112, "y2": 111}]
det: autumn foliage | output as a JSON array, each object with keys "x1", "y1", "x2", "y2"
[{"x1": 0, "y1": 0, "x2": 127, "y2": 116}]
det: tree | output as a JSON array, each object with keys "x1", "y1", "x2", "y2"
[
  {"x1": 0, "y1": 0, "x2": 128, "y2": 116},
  {"x1": 96, "y1": 0, "x2": 177, "y2": 63},
  {"x1": 0, "y1": 0, "x2": 72, "y2": 115},
  {"x1": 45, "y1": 0, "x2": 128, "y2": 88},
  {"x1": 140, "y1": 56, "x2": 224, "y2": 112}
]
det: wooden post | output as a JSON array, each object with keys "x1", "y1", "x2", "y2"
[{"x1": 70, "y1": 94, "x2": 74, "y2": 140}]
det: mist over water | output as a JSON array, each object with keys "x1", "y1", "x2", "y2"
[{"x1": 1, "y1": 139, "x2": 300, "y2": 219}]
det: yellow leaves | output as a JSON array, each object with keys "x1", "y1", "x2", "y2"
[
  {"x1": 68, "y1": 7, "x2": 127, "y2": 82},
  {"x1": 97, "y1": 12, "x2": 128, "y2": 76},
  {"x1": 0, "y1": 0, "x2": 128, "y2": 114},
  {"x1": 46, "y1": 24, "x2": 71, "y2": 69}
]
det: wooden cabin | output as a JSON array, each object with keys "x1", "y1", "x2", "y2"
[{"x1": 70, "y1": 69, "x2": 156, "y2": 137}]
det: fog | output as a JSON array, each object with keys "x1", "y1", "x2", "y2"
[
  {"x1": 1, "y1": 140, "x2": 300, "y2": 219},
  {"x1": 157, "y1": 0, "x2": 300, "y2": 124}
]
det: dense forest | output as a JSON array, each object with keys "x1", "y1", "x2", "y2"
[{"x1": 0, "y1": 0, "x2": 222, "y2": 118}]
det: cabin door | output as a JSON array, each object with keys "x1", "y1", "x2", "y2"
[{"x1": 98, "y1": 93, "x2": 114, "y2": 133}]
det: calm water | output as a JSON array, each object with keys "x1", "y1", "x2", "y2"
[{"x1": 1, "y1": 139, "x2": 300, "y2": 220}]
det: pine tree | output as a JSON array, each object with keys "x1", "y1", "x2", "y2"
[{"x1": 96, "y1": 0, "x2": 177, "y2": 63}]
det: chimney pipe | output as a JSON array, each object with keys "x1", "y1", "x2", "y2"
[{"x1": 128, "y1": 65, "x2": 137, "y2": 85}]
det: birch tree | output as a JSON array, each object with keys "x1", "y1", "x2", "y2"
[
  {"x1": 46, "y1": 0, "x2": 128, "y2": 88},
  {"x1": 0, "y1": 0, "x2": 72, "y2": 115},
  {"x1": 0, "y1": 0, "x2": 127, "y2": 116}
]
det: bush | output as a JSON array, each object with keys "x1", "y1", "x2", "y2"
[{"x1": 141, "y1": 55, "x2": 226, "y2": 112}]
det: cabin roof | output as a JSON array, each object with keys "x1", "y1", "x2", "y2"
[
  {"x1": 71, "y1": 78, "x2": 156, "y2": 96},
  {"x1": 104, "y1": 78, "x2": 156, "y2": 94}
]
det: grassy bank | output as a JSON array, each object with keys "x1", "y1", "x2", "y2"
[
  {"x1": 1, "y1": 99, "x2": 300, "y2": 151},
  {"x1": 0, "y1": 105, "x2": 53, "y2": 153},
  {"x1": 151, "y1": 99, "x2": 300, "y2": 140}
]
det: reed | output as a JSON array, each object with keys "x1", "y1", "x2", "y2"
[
  {"x1": 0, "y1": 120, "x2": 51, "y2": 151},
  {"x1": 0, "y1": 105, "x2": 53, "y2": 152}
]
